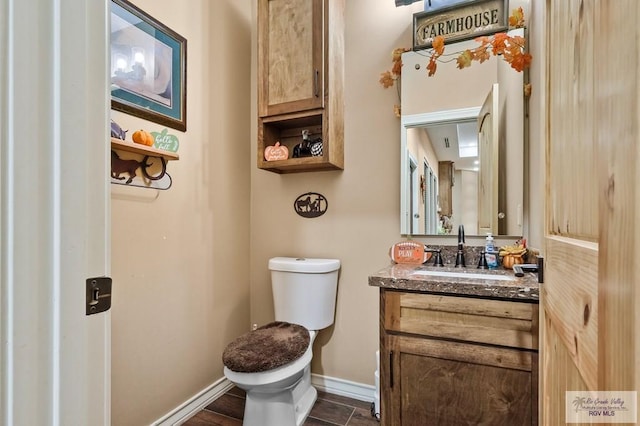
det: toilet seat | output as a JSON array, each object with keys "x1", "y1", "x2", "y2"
[
  {"x1": 224, "y1": 328, "x2": 317, "y2": 387},
  {"x1": 223, "y1": 321, "x2": 310, "y2": 373},
  {"x1": 223, "y1": 341, "x2": 313, "y2": 387}
]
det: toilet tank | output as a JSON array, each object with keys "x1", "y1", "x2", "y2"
[{"x1": 269, "y1": 257, "x2": 340, "y2": 331}]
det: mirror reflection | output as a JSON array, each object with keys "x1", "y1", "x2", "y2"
[{"x1": 400, "y1": 37, "x2": 525, "y2": 237}]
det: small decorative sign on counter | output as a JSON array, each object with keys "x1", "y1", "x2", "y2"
[
  {"x1": 413, "y1": 0, "x2": 507, "y2": 50},
  {"x1": 389, "y1": 241, "x2": 432, "y2": 265}
]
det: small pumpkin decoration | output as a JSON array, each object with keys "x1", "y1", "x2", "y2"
[
  {"x1": 264, "y1": 142, "x2": 289, "y2": 161},
  {"x1": 132, "y1": 129, "x2": 155, "y2": 147},
  {"x1": 501, "y1": 254, "x2": 524, "y2": 269}
]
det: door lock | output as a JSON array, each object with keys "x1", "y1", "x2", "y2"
[{"x1": 86, "y1": 277, "x2": 112, "y2": 315}]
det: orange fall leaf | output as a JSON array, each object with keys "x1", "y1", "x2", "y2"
[
  {"x1": 379, "y1": 71, "x2": 395, "y2": 89},
  {"x1": 509, "y1": 7, "x2": 525, "y2": 28},
  {"x1": 427, "y1": 56, "x2": 438, "y2": 76},
  {"x1": 432, "y1": 36, "x2": 445, "y2": 55},
  {"x1": 456, "y1": 50, "x2": 473, "y2": 69}
]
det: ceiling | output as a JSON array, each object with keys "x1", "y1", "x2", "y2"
[{"x1": 423, "y1": 120, "x2": 479, "y2": 171}]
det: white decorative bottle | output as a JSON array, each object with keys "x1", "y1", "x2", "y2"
[{"x1": 485, "y1": 233, "x2": 499, "y2": 269}]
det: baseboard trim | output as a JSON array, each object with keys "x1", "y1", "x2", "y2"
[
  {"x1": 311, "y1": 374, "x2": 375, "y2": 403},
  {"x1": 153, "y1": 374, "x2": 374, "y2": 425},
  {"x1": 151, "y1": 377, "x2": 234, "y2": 426}
]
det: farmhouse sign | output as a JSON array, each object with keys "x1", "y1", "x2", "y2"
[{"x1": 413, "y1": 0, "x2": 508, "y2": 50}]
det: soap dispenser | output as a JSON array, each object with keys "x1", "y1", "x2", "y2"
[{"x1": 485, "y1": 233, "x2": 498, "y2": 269}]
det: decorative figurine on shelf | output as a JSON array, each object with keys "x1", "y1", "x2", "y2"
[
  {"x1": 111, "y1": 151, "x2": 149, "y2": 184},
  {"x1": 310, "y1": 137, "x2": 323, "y2": 156},
  {"x1": 111, "y1": 150, "x2": 168, "y2": 186},
  {"x1": 264, "y1": 141, "x2": 289, "y2": 161},
  {"x1": 132, "y1": 129, "x2": 155, "y2": 146},
  {"x1": 293, "y1": 130, "x2": 323, "y2": 158},
  {"x1": 110, "y1": 119, "x2": 127, "y2": 140}
]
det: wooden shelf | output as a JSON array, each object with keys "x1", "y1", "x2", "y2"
[
  {"x1": 259, "y1": 155, "x2": 342, "y2": 174},
  {"x1": 110, "y1": 137, "x2": 179, "y2": 161}
]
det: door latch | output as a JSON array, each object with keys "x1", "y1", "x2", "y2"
[{"x1": 86, "y1": 277, "x2": 112, "y2": 315}]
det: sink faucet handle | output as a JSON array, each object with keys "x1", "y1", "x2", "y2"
[
  {"x1": 424, "y1": 246, "x2": 444, "y2": 267},
  {"x1": 455, "y1": 226, "x2": 466, "y2": 268},
  {"x1": 433, "y1": 249, "x2": 444, "y2": 267},
  {"x1": 477, "y1": 250, "x2": 488, "y2": 269}
]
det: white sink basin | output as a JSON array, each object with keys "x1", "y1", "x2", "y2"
[{"x1": 411, "y1": 270, "x2": 515, "y2": 281}]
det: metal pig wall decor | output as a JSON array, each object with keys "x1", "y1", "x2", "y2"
[{"x1": 294, "y1": 192, "x2": 328, "y2": 218}]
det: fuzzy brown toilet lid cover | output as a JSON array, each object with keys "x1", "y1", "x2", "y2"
[{"x1": 223, "y1": 321, "x2": 310, "y2": 373}]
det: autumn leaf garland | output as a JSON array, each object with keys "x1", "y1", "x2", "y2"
[{"x1": 380, "y1": 7, "x2": 532, "y2": 88}]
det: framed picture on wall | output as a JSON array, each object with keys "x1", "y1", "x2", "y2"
[{"x1": 110, "y1": 0, "x2": 187, "y2": 131}]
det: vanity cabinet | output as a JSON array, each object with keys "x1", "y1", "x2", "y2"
[
  {"x1": 380, "y1": 290, "x2": 538, "y2": 426},
  {"x1": 257, "y1": 0, "x2": 344, "y2": 173}
]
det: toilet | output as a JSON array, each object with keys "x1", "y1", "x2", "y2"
[{"x1": 222, "y1": 257, "x2": 341, "y2": 426}]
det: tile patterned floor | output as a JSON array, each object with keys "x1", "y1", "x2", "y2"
[{"x1": 183, "y1": 386, "x2": 380, "y2": 426}]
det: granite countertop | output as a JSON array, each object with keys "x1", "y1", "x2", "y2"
[{"x1": 368, "y1": 263, "x2": 539, "y2": 302}]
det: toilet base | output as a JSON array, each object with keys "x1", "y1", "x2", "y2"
[{"x1": 242, "y1": 364, "x2": 316, "y2": 426}]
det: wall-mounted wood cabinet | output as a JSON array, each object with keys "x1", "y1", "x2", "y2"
[
  {"x1": 380, "y1": 290, "x2": 538, "y2": 425},
  {"x1": 257, "y1": 0, "x2": 344, "y2": 174},
  {"x1": 438, "y1": 160, "x2": 454, "y2": 216}
]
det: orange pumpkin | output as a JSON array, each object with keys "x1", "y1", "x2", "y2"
[
  {"x1": 264, "y1": 142, "x2": 289, "y2": 161},
  {"x1": 501, "y1": 254, "x2": 524, "y2": 269},
  {"x1": 132, "y1": 129, "x2": 155, "y2": 147}
]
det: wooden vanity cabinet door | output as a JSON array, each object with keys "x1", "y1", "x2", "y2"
[
  {"x1": 258, "y1": 0, "x2": 324, "y2": 118},
  {"x1": 389, "y1": 334, "x2": 534, "y2": 426}
]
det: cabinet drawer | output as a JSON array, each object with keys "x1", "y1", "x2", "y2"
[{"x1": 383, "y1": 291, "x2": 538, "y2": 350}]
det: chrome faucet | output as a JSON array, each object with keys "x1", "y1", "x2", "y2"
[{"x1": 454, "y1": 225, "x2": 466, "y2": 267}]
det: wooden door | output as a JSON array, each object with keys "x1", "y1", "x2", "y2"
[
  {"x1": 258, "y1": 0, "x2": 324, "y2": 117},
  {"x1": 477, "y1": 83, "x2": 499, "y2": 235},
  {"x1": 542, "y1": 1, "x2": 639, "y2": 423},
  {"x1": 1, "y1": 0, "x2": 111, "y2": 424}
]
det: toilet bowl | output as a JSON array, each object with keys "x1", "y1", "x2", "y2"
[
  {"x1": 222, "y1": 257, "x2": 340, "y2": 426},
  {"x1": 223, "y1": 329, "x2": 317, "y2": 426}
]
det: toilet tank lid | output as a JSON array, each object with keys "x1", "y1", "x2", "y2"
[{"x1": 269, "y1": 257, "x2": 341, "y2": 273}]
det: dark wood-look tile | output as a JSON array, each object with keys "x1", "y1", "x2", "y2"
[
  {"x1": 345, "y1": 407, "x2": 381, "y2": 426},
  {"x1": 303, "y1": 416, "x2": 340, "y2": 426},
  {"x1": 316, "y1": 390, "x2": 373, "y2": 411},
  {"x1": 204, "y1": 394, "x2": 245, "y2": 420},
  {"x1": 193, "y1": 386, "x2": 380, "y2": 426},
  {"x1": 183, "y1": 409, "x2": 243, "y2": 426},
  {"x1": 306, "y1": 397, "x2": 354, "y2": 425},
  {"x1": 226, "y1": 386, "x2": 246, "y2": 398}
]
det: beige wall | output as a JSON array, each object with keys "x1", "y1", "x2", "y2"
[
  {"x1": 108, "y1": 0, "x2": 544, "y2": 423},
  {"x1": 401, "y1": 47, "x2": 497, "y2": 116},
  {"x1": 110, "y1": 1, "x2": 252, "y2": 424},
  {"x1": 249, "y1": 1, "x2": 423, "y2": 385}
]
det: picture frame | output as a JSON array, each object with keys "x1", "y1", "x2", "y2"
[{"x1": 110, "y1": 0, "x2": 187, "y2": 131}]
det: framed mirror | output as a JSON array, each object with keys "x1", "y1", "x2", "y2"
[{"x1": 400, "y1": 32, "x2": 526, "y2": 237}]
